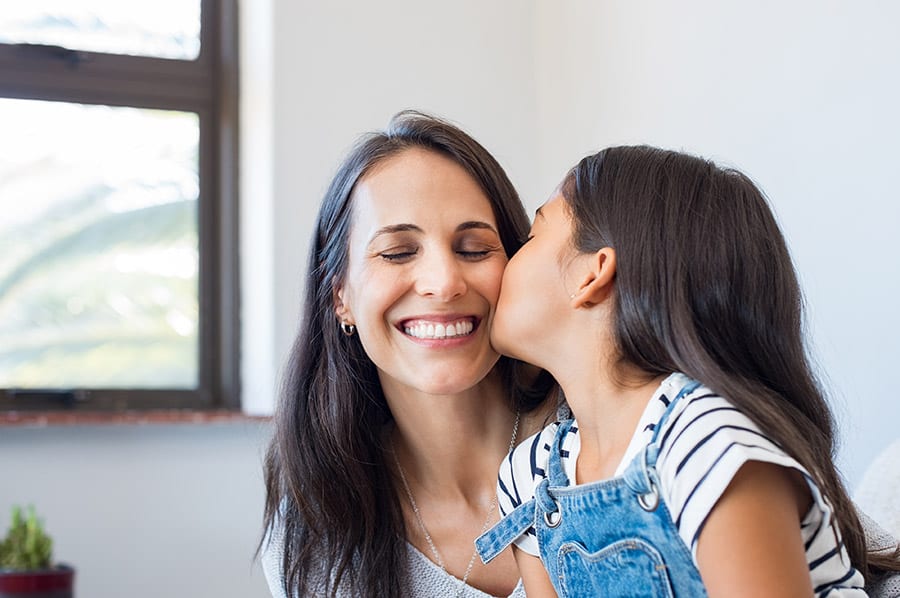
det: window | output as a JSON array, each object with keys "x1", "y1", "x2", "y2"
[{"x1": 0, "y1": 0, "x2": 238, "y2": 412}]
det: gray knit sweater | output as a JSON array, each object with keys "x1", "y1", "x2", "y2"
[{"x1": 260, "y1": 519, "x2": 526, "y2": 597}]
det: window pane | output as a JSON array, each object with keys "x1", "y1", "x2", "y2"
[
  {"x1": 0, "y1": 1, "x2": 201, "y2": 60},
  {"x1": 0, "y1": 99, "x2": 199, "y2": 389}
]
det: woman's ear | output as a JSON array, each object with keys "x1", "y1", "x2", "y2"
[
  {"x1": 571, "y1": 247, "x2": 616, "y2": 308},
  {"x1": 333, "y1": 283, "x2": 354, "y2": 324}
]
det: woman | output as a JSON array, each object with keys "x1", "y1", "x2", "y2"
[{"x1": 260, "y1": 111, "x2": 556, "y2": 597}]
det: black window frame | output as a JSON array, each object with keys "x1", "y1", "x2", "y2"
[{"x1": 0, "y1": 0, "x2": 240, "y2": 412}]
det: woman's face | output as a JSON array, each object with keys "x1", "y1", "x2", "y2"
[
  {"x1": 336, "y1": 148, "x2": 508, "y2": 397},
  {"x1": 491, "y1": 193, "x2": 576, "y2": 367}
]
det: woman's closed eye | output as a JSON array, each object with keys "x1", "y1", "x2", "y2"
[
  {"x1": 456, "y1": 242, "x2": 502, "y2": 261},
  {"x1": 379, "y1": 248, "x2": 418, "y2": 262},
  {"x1": 457, "y1": 249, "x2": 491, "y2": 259}
]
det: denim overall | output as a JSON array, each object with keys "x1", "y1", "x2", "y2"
[{"x1": 476, "y1": 381, "x2": 708, "y2": 597}]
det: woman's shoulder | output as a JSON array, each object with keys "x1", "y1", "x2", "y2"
[
  {"x1": 260, "y1": 518, "x2": 290, "y2": 598},
  {"x1": 260, "y1": 516, "x2": 354, "y2": 598}
]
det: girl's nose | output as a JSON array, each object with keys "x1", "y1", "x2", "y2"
[{"x1": 414, "y1": 251, "x2": 467, "y2": 300}]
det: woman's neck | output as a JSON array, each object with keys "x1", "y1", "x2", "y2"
[
  {"x1": 386, "y1": 371, "x2": 518, "y2": 501},
  {"x1": 385, "y1": 371, "x2": 527, "y2": 596}
]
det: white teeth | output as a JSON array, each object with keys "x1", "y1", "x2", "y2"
[{"x1": 404, "y1": 319, "x2": 474, "y2": 339}]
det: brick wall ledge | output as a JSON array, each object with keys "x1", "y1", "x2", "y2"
[{"x1": 0, "y1": 409, "x2": 271, "y2": 427}]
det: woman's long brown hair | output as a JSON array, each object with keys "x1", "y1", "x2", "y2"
[{"x1": 561, "y1": 145, "x2": 900, "y2": 583}]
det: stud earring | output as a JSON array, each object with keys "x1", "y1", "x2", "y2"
[{"x1": 340, "y1": 321, "x2": 356, "y2": 336}]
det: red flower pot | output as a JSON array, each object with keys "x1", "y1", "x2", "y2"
[{"x1": 0, "y1": 565, "x2": 74, "y2": 598}]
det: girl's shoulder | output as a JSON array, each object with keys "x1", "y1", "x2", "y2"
[
  {"x1": 652, "y1": 378, "x2": 793, "y2": 487},
  {"x1": 653, "y1": 380, "x2": 764, "y2": 453},
  {"x1": 652, "y1": 379, "x2": 813, "y2": 549},
  {"x1": 654, "y1": 378, "x2": 867, "y2": 594},
  {"x1": 651, "y1": 377, "x2": 802, "y2": 541}
]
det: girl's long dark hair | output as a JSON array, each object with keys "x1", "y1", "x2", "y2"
[
  {"x1": 260, "y1": 111, "x2": 546, "y2": 597},
  {"x1": 561, "y1": 145, "x2": 900, "y2": 583}
]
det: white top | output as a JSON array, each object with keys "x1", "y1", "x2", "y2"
[
  {"x1": 260, "y1": 519, "x2": 526, "y2": 598},
  {"x1": 498, "y1": 373, "x2": 867, "y2": 597}
]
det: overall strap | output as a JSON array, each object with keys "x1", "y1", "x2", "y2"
[
  {"x1": 547, "y1": 419, "x2": 576, "y2": 487},
  {"x1": 477, "y1": 420, "x2": 576, "y2": 564},
  {"x1": 475, "y1": 498, "x2": 536, "y2": 564}
]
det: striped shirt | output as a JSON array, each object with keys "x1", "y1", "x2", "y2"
[{"x1": 497, "y1": 373, "x2": 866, "y2": 597}]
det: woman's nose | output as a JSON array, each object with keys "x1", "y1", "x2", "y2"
[{"x1": 414, "y1": 251, "x2": 467, "y2": 300}]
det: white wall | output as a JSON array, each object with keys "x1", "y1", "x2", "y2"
[
  {"x1": 0, "y1": 422, "x2": 271, "y2": 598},
  {"x1": 531, "y1": 0, "x2": 900, "y2": 486}
]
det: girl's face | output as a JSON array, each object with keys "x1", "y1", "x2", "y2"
[
  {"x1": 491, "y1": 193, "x2": 577, "y2": 368},
  {"x1": 335, "y1": 148, "x2": 508, "y2": 397}
]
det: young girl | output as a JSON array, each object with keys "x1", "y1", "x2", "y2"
[{"x1": 475, "y1": 146, "x2": 900, "y2": 596}]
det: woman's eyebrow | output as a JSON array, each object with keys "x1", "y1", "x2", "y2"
[
  {"x1": 456, "y1": 221, "x2": 499, "y2": 235},
  {"x1": 369, "y1": 221, "x2": 499, "y2": 244},
  {"x1": 370, "y1": 223, "x2": 422, "y2": 242}
]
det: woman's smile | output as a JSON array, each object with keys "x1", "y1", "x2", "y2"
[{"x1": 400, "y1": 314, "x2": 479, "y2": 342}]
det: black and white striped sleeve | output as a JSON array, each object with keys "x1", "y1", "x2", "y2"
[{"x1": 653, "y1": 392, "x2": 865, "y2": 595}]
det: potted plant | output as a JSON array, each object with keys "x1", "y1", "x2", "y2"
[{"x1": 0, "y1": 506, "x2": 74, "y2": 598}]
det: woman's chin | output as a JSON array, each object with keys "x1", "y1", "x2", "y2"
[{"x1": 412, "y1": 359, "x2": 502, "y2": 397}]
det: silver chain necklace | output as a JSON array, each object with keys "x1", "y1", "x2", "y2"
[{"x1": 391, "y1": 410, "x2": 520, "y2": 596}]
